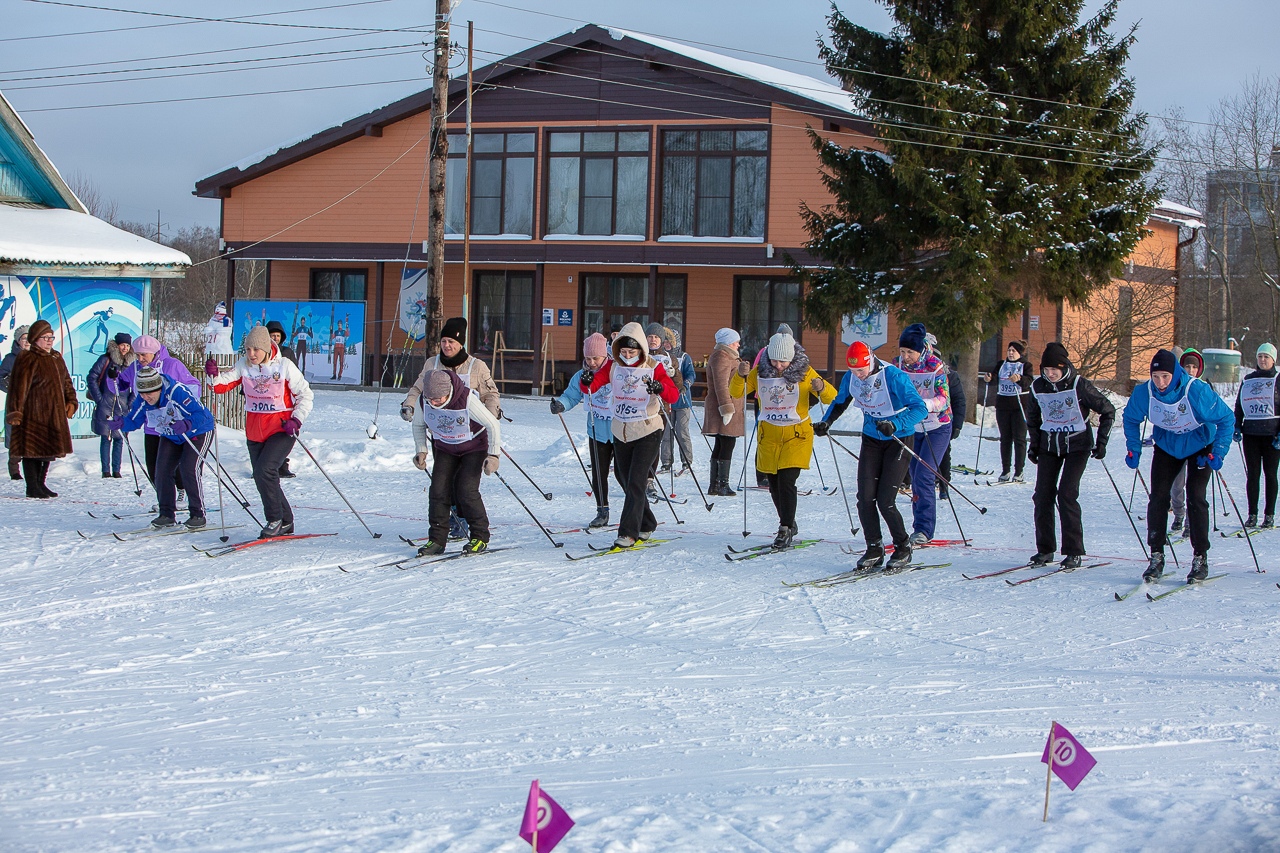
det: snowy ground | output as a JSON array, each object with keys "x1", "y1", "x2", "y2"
[{"x1": 2, "y1": 390, "x2": 1278, "y2": 852}]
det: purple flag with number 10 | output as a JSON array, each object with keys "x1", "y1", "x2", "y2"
[{"x1": 1040, "y1": 722, "x2": 1097, "y2": 791}]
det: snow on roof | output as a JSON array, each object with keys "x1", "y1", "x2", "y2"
[
  {"x1": 1151, "y1": 198, "x2": 1205, "y2": 230},
  {"x1": 606, "y1": 27, "x2": 858, "y2": 117},
  {"x1": 0, "y1": 205, "x2": 191, "y2": 268}
]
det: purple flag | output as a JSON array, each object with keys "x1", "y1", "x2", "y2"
[
  {"x1": 1040, "y1": 722, "x2": 1097, "y2": 791},
  {"x1": 519, "y1": 779, "x2": 574, "y2": 852}
]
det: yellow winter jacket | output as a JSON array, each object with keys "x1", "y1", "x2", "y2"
[{"x1": 731, "y1": 364, "x2": 836, "y2": 473}]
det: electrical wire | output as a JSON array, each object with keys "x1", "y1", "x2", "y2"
[{"x1": 17, "y1": 0, "x2": 443, "y2": 34}]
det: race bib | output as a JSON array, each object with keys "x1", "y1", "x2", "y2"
[
  {"x1": 423, "y1": 406, "x2": 475, "y2": 444},
  {"x1": 998, "y1": 360, "x2": 1023, "y2": 396},
  {"x1": 1239, "y1": 376, "x2": 1276, "y2": 421},
  {"x1": 1148, "y1": 383, "x2": 1200, "y2": 435},
  {"x1": 610, "y1": 365, "x2": 654, "y2": 423},
  {"x1": 1034, "y1": 378, "x2": 1087, "y2": 434},
  {"x1": 586, "y1": 382, "x2": 613, "y2": 421},
  {"x1": 848, "y1": 370, "x2": 896, "y2": 418},
  {"x1": 242, "y1": 362, "x2": 288, "y2": 413},
  {"x1": 758, "y1": 377, "x2": 803, "y2": 425},
  {"x1": 906, "y1": 367, "x2": 946, "y2": 431}
]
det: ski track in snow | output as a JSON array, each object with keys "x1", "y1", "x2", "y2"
[{"x1": 1, "y1": 392, "x2": 1278, "y2": 851}]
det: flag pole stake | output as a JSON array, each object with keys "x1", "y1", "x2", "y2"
[{"x1": 1043, "y1": 721, "x2": 1056, "y2": 822}]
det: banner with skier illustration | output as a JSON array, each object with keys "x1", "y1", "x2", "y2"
[
  {"x1": 233, "y1": 298, "x2": 365, "y2": 385},
  {"x1": 0, "y1": 274, "x2": 146, "y2": 439}
]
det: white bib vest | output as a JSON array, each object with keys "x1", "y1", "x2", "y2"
[
  {"x1": 998, "y1": 360, "x2": 1023, "y2": 396},
  {"x1": 758, "y1": 376, "x2": 804, "y2": 425},
  {"x1": 1034, "y1": 376, "x2": 1087, "y2": 434},
  {"x1": 586, "y1": 381, "x2": 613, "y2": 421},
  {"x1": 906, "y1": 366, "x2": 946, "y2": 432},
  {"x1": 849, "y1": 369, "x2": 896, "y2": 418},
  {"x1": 1148, "y1": 382, "x2": 1201, "y2": 435},
  {"x1": 422, "y1": 405, "x2": 476, "y2": 445},
  {"x1": 1239, "y1": 376, "x2": 1277, "y2": 421},
  {"x1": 242, "y1": 361, "x2": 289, "y2": 414},
  {"x1": 609, "y1": 364, "x2": 654, "y2": 423}
]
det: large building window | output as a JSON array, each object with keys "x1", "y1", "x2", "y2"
[
  {"x1": 736, "y1": 277, "x2": 800, "y2": 359},
  {"x1": 546, "y1": 130, "x2": 649, "y2": 237},
  {"x1": 661, "y1": 128, "x2": 768, "y2": 239},
  {"x1": 446, "y1": 131, "x2": 535, "y2": 237},
  {"x1": 310, "y1": 269, "x2": 367, "y2": 302},
  {"x1": 473, "y1": 271, "x2": 534, "y2": 355},
  {"x1": 660, "y1": 275, "x2": 686, "y2": 342},
  {"x1": 581, "y1": 274, "x2": 650, "y2": 338}
]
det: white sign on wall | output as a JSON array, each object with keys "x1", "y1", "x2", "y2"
[{"x1": 842, "y1": 306, "x2": 889, "y2": 349}]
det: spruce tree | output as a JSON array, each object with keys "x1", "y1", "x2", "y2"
[{"x1": 799, "y1": 0, "x2": 1160, "y2": 402}]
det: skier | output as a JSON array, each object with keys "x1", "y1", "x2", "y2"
[
  {"x1": 86, "y1": 332, "x2": 135, "y2": 478},
  {"x1": 1024, "y1": 342, "x2": 1115, "y2": 569},
  {"x1": 330, "y1": 323, "x2": 346, "y2": 380},
  {"x1": 894, "y1": 323, "x2": 953, "y2": 546},
  {"x1": 87, "y1": 306, "x2": 114, "y2": 353},
  {"x1": 702, "y1": 328, "x2": 745, "y2": 497},
  {"x1": 731, "y1": 330, "x2": 836, "y2": 549},
  {"x1": 659, "y1": 327, "x2": 696, "y2": 476},
  {"x1": 401, "y1": 317, "x2": 500, "y2": 539},
  {"x1": 981, "y1": 340, "x2": 1033, "y2": 482},
  {"x1": 206, "y1": 324, "x2": 314, "y2": 538},
  {"x1": 114, "y1": 366, "x2": 216, "y2": 528},
  {"x1": 293, "y1": 320, "x2": 310, "y2": 375},
  {"x1": 411, "y1": 369, "x2": 502, "y2": 556},
  {"x1": 549, "y1": 333, "x2": 615, "y2": 529},
  {"x1": 585, "y1": 322, "x2": 680, "y2": 549},
  {"x1": 1123, "y1": 349, "x2": 1234, "y2": 583},
  {"x1": 814, "y1": 341, "x2": 926, "y2": 569},
  {"x1": 1233, "y1": 342, "x2": 1280, "y2": 528},
  {"x1": 123, "y1": 334, "x2": 200, "y2": 501},
  {"x1": 1169, "y1": 348, "x2": 1204, "y2": 531}
]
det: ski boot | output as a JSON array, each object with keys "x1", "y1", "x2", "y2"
[
  {"x1": 908, "y1": 531, "x2": 930, "y2": 547},
  {"x1": 1264, "y1": 515, "x2": 1275, "y2": 529},
  {"x1": 185, "y1": 515, "x2": 206, "y2": 530},
  {"x1": 1186, "y1": 553, "x2": 1209, "y2": 583},
  {"x1": 856, "y1": 542, "x2": 885, "y2": 570},
  {"x1": 1029, "y1": 551, "x2": 1055, "y2": 568},
  {"x1": 1060, "y1": 555, "x2": 1083, "y2": 570},
  {"x1": 1171, "y1": 516, "x2": 1184, "y2": 532},
  {"x1": 416, "y1": 539, "x2": 445, "y2": 557},
  {"x1": 1245, "y1": 514, "x2": 1258, "y2": 528},
  {"x1": 259, "y1": 520, "x2": 284, "y2": 539},
  {"x1": 1012, "y1": 471, "x2": 1025, "y2": 484},
  {"x1": 997, "y1": 471, "x2": 1012, "y2": 483},
  {"x1": 772, "y1": 524, "x2": 794, "y2": 549},
  {"x1": 886, "y1": 543, "x2": 913, "y2": 571},
  {"x1": 588, "y1": 506, "x2": 610, "y2": 529},
  {"x1": 151, "y1": 514, "x2": 176, "y2": 529},
  {"x1": 1142, "y1": 551, "x2": 1165, "y2": 582},
  {"x1": 462, "y1": 538, "x2": 488, "y2": 555},
  {"x1": 612, "y1": 535, "x2": 637, "y2": 549},
  {"x1": 646, "y1": 480, "x2": 661, "y2": 502},
  {"x1": 637, "y1": 528, "x2": 656, "y2": 541}
]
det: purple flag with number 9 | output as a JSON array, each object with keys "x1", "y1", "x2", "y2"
[
  {"x1": 520, "y1": 779, "x2": 575, "y2": 852},
  {"x1": 1040, "y1": 722, "x2": 1097, "y2": 791}
]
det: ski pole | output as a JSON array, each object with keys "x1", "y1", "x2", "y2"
[
  {"x1": 124, "y1": 433, "x2": 144, "y2": 496},
  {"x1": 1100, "y1": 459, "x2": 1149, "y2": 559},
  {"x1": 586, "y1": 410, "x2": 607, "y2": 513},
  {"x1": 890, "y1": 434, "x2": 987, "y2": 515},
  {"x1": 501, "y1": 447, "x2": 552, "y2": 501},
  {"x1": 185, "y1": 433, "x2": 262, "y2": 527},
  {"x1": 1134, "y1": 467, "x2": 1178, "y2": 568},
  {"x1": 826, "y1": 434, "x2": 858, "y2": 536},
  {"x1": 197, "y1": 440, "x2": 256, "y2": 514},
  {"x1": 1210, "y1": 465, "x2": 1221, "y2": 531},
  {"x1": 294, "y1": 436, "x2": 382, "y2": 538},
  {"x1": 830, "y1": 435, "x2": 860, "y2": 462},
  {"x1": 739, "y1": 382, "x2": 755, "y2": 537},
  {"x1": 684, "y1": 390, "x2": 715, "y2": 453},
  {"x1": 1127, "y1": 421, "x2": 1147, "y2": 511},
  {"x1": 1216, "y1": 469, "x2": 1264, "y2": 573},
  {"x1": 211, "y1": 425, "x2": 228, "y2": 541},
  {"x1": 652, "y1": 465, "x2": 685, "y2": 526},
  {"x1": 493, "y1": 468, "x2": 563, "y2": 548},
  {"x1": 924, "y1": 431, "x2": 967, "y2": 546},
  {"x1": 557, "y1": 412, "x2": 594, "y2": 497},
  {"x1": 973, "y1": 377, "x2": 989, "y2": 479},
  {"x1": 660, "y1": 408, "x2": 711, "y2": 512},
  {"x1": 179, "y1": 433, "x2": 228, "y2": 540}
]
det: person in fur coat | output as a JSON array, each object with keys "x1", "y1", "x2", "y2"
[
  {"x1": 86, "y1": 332, "x2": 136, "y2": 477},
  {"x1": 4, "y1": 319, "x2": 78, "y2": 498}
]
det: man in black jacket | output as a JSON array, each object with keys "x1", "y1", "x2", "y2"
[{"x1": 1025, "y1": 342, "x2": 1115, "y2": 569}]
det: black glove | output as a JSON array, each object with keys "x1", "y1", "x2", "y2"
[
  {"x1": 813, "y1": 420, "x2": 830, "y2": 437},
  {"x1": 105, "y1": 363, "x2": 120, "y2": 379},
  {"x1": 1027, "y1": 447, "x2": 1040, "y2": 466},
  {"x1": 580, "y1": 369, "x2": 595, "y2": 387},
  {"x1": 549, "y1": 398, "x2": 565, "y2": 415},
  {"x1": 1091, "y1": 443, "x2": 1106, "y2": 460},
  {"x1": 875, "y1": 420, "x2": 895, "y2": 437},
  {"x1": 644, "y1": 377, "x2": 664, "y2": 395}
]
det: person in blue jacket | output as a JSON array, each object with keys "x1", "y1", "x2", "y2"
[
  {"x1": 815, "y1": 341, "x2": 927, "y2": 571},
  {"x1": 1123, "y1": 348, "x2": 1234, "y2": 583},
  {"x1": 112, "y1": 366, "x2": 216, "y2": 530},
  {"x1": 550, "y1": 332, "x2": 614, "y2": 529}
]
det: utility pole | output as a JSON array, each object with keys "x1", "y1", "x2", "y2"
[{"x1": 425, "y1": 0, "x2": 453, "y2": 357}]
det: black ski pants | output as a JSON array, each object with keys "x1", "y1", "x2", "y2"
[
  {"x1": 768, "y1": 467, "x2": 801, "y2": 530},
  {"x1": 1147, "y1": 444, "x2": 1211, "y2": 555},
  {"x1": 613, "y1": 429, "x2": 661, "y2": 539},
  {"x1": 145, "y1": 432, "x2": 184, "y2": 492},
  {"x1": 429, "y1": 449, "x2": 489, "y2": 545},
  {"x1": 1242, "y1": 433, "x2": 1280, "y2": 516},
  {"x1": 857, "y1": 433, "x2": 913, "y2": 548},
  {"x1": 996, "y1": 400, "x2": 1027, "y2": 476},
  {"x1": 586, "y1": 436, "x2": 621, "y2": 511},
  {"x1": 246, "y1": 432, "x2": 296, "y2": 525},
  {"x1": 155, "y1": 433, "x2": 207, "y2": 519},
  {"x1": 1033, "y1": 448, "x2": 1089, "y2": 557}
]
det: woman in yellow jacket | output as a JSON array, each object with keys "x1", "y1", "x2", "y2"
[{"x1": 731, "y1": 331, "x2": 837, "y2": 549}]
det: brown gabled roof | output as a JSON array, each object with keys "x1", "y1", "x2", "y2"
[{"x1": 194, "y1": 24, "x2": 869, "y2": 199}]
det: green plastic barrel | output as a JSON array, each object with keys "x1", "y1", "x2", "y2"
[{"x1": 1201, "y1": 348, "x2": 1242, "y2": 384}]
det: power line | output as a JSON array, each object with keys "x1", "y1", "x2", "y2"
[{"x1": 16, "y1": 0, "x2": 439, "y2": 35}]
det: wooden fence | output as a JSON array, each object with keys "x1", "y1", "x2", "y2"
[{"x1": 172, "y1": 351, "x2": 245, "y2": 430}]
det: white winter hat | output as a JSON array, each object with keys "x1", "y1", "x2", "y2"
[
  {"x1": 715, "y1": 328, "x2": 740, "y2": 346},
  {"x1": 767, "y1": 333, "x2": 796, "y2": 362}
]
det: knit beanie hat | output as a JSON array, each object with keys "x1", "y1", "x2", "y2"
[
  {"x1": 1179, "y1": 348, "x2": 1204, "y2": 374},
  {"x1": 135, "y1": 366, "x2": 164, "y2": 394},
  {"x1": 776, "y1": 323, "x2": 794, "y2": 337},
  {"x1": 1150, "y1": 349, "x2": 1177, "y2": 375},
  {"x1": 645, "y1": 322, "x2": 666, "y2": 340},
  {"x1": 114, "y1": 332, "x2": 132, "y2": 345},
  {"x1": 714, "y1": 328, "x2": 740, "y2": 346},
  {"x1": 245, "y1": 325, "x2": 272, "y2": 353},
  {"x1": 898, "y1": 322, "x2": 927, "y2": 354},
  {"x1": 1258, "y1": 342, "x2": 1278, "y2": 361},
  {"x1": 440, "y1": 317, "x2": 467, "y2": 346},
  {"x1": 767, "y1": 332, "x2": 796, "y2": 363},
  {"x1": 423, "y1": 369, "x2": 453, "y2": 401},
  {"x1": 1008, "y1": 340, "x2": 1026, "y2": 356},
  {"x1": 1040, "y1": 342, "x2": 1071, "y2": 372},
  {"x1": 847, "y1": 341, "x2": 872, "y2": 369},
  {"x1": 14, "y1": 324, "x2": 29, "y2": 343},
  {"x1": 582, "y1": 333, "x2": 609, "y2": 359},
  {"x1": 132, "y1": 334, "x2": 161, "y2": 355}
]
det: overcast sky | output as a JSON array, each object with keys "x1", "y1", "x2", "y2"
[{"x1": 5, "y1": 0, "x2": 1279, "y2": 230}]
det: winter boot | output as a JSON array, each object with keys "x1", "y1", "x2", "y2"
[
  {"x1": 259, "y1": 520, "x2": 284, "y2": 539},
  {"x1": 279, "y1": 521, "x2": 294, "y2": 536},
  {"x1": 756, "y1": 471, "x2": 770, "y2": 489},
  {"x1": 1245, "y1": 513, "x2": 1258, "y2": 528},
  {"x1": 462, "y1": 537, "x2": 488, "y2": 555},
  {"x1": 102, "y1": 471, "x2": 113, "y2": 479},
  {"x1": 8, "y1": 455, "x2": 20, "y2": 480},
  {"x1": 37, "y1": 460, "x2": 56, "y2": 498},
  {"x1": 637, "y1": 528, "x2": 655, "y2": 541},
  {"x1": 1142, "y1": 551, "x2": 1166, "y2": 582},
  {"x1": 856, "y1": 542, "x2": 885, "y2": 570},
  {"x1": 185, "y1": 515, "x2": 207, "y2": 530},
  {"x1": 1264, "y1": 515, "x2": 1276, "y2": 529},
  {"x1": 713, "y1": 460, "x2": 736, "y2": 497},
  {"x1": 908, "y1": 531, "x2": 930, "y2": 547},
  {"x1": 588, "y1": 506, "x2": 610, "y2": 529},
  {"x1": 646, "y1": 480, "x2": 661, "y2": 503},
  {"x1": 176, "y1": 488, "x2": 186, "y2": 506},
  {"x1": 1187, "y1": 553, "x2": 1209, "y2": 583},
  {"x1": 612, "y1": 535, "x2": 637, "y2": 549},
  {"x1": 1012, "y1": 471, "x2": 1025, "y2": 483},
  {"x1": 772, "y1": 524, "x2": 794, "y2": 550},
  {"x1": 1171, "y1": 516, "x2": 1184, "y2": 532},
  {"x1": 1060, "y1": 555, "x2": 1083, "y2": 570},
  {"x1": 150, "y1": 514, "x2": 176, "y2": 528},
  {"x1": 278, "y1": 460, "x2": 296, "y2": 479},
  {"x1": 417, "y1": 539, "x2": 445, "y2": 557},
  {"x1": 1029, "y1": 551, "x2": 1055, "y2": 568},
  {"x1": 997, "y1": 471, "x2": 1012, "y2": 483},
  {"x1": 886, "y1": 543, "x2": 913, "y2": 571},
  {"x1": 22, "y1": 459, "x2": 45, "y2": 498}
]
